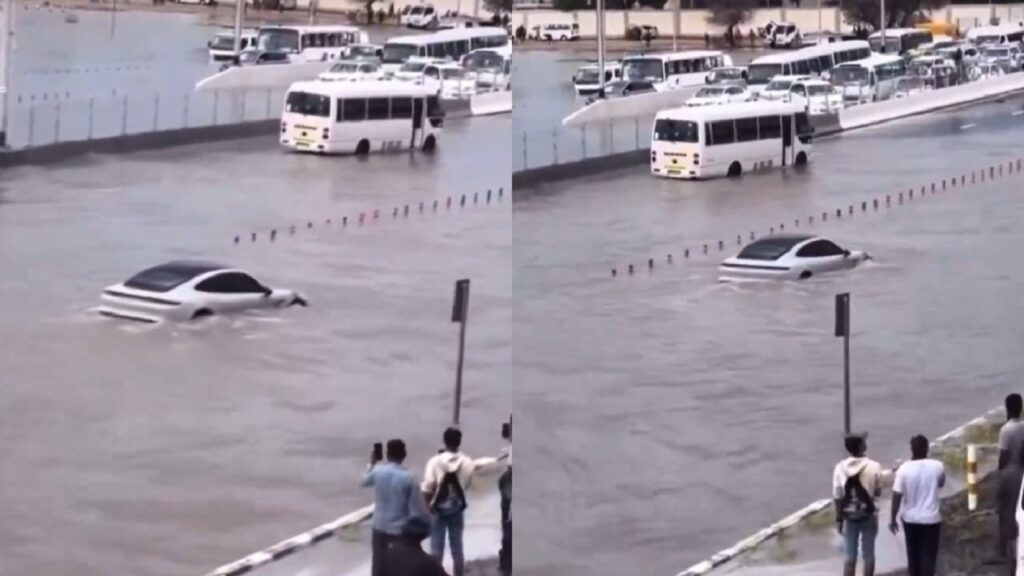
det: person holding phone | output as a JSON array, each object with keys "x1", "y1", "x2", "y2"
[{"x1": 362, "y1": 439, "x2": 425, "y2": 576}]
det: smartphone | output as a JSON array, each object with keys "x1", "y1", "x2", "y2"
[
  {"x1": 501, "y1": 422, "x2": 511, "y2": 440},
  {"x1": 372, "y1": 442, "x2": 383, "y2": 462}
]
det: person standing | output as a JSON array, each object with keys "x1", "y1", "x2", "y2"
[
  {"x1": 383, "y1": 517, "x2": 450, "y2": 576},
  {"x1": 890, "y1": 435, "x2": 946, "y2": 576},
  {"x1": 363, "y1": 439, "x2": 425, "y2": 576},
  {"x1": 833, "y1": 433, "x2": 883, "y2": 576},
  {"x1": 499, "y1": 417, "x2": 512, "y2": 575},
  {"x1": 998, "y1": 450, "x2": 1024, "y2": 574},
  {"x1": 1000, "y1": 393, "x2": 1024, "y2": 470},
  {"x1": 422, "y1": 428, "x2": 476, "y2": 576}
]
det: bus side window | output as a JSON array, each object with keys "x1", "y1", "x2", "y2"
[
  {"x1": 419, "y1": 46, "x2": 427, "y2": 57},
  {"x1": 703, "y1": 122, "x2": 713, "y2": 145},
  {"x1": 427, "y1": 95, "x2": 443, "y2": 117},
  {"x1": 367, "y1": 98, "x2": 390, "y2": 120},
  {"x1": 392, "y1": 97, "x2": 413, "y2": 119},
  {"x1": 710, "y1": 120, "x2": 735, "y2": 146},
  {"x1": 757, "y1": 115, "x2": 781, "y2": 139},
  {"x1": 339, "y1": 98, "x2": 368, "y2": 122}
]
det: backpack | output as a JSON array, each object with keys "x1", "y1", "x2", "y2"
[
  {"x1": 431, "y1": 469, "x2": 468, "y2": 517},
  {"x1": 839, "y1": 470, "x2": 876, "y2": 522}
]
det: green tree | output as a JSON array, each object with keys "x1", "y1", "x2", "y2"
[
  {"x1": 706, "y1": 0, "x2": 757, "y2": 46},
  {"x1": 841, "y1": 0, "x2": 947, "y2": 30},
  {"x1": 484, "y1": 0, "x2": 513, "y2": 13}
]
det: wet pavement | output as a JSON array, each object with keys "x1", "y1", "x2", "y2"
[
  {"x1": 0, "y1": 116, "x2": 510, "y2": 576},
  {"x1": 513, "y1": 95, "x2": 1024, "y2": 576}
]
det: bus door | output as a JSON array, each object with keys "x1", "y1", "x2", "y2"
[
  {"x1": 411, "y1": 97, "x2": 425, "y2": 148},
  {"x1": 781, "y1": 114, "x2": 793, "y2": 166}
]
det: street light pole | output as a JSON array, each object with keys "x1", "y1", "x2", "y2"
[
  {"x1": 0, "y1": 0, "x2": 13, "y2": 149},
  {"x1": 233, "y1": 0, "x2": 245, "y2": 56},
  {"x1": 835, "y1": 293, "x2": 852, "y2": 435},
  {"x1": 451, "y1": 279, "x2": 471, "y2": 427},
  {"x1": 597, "y1": 0, "x2": 606, "y2": 98},
  {"x1": 879, "y1": 0, "x2": 886, "y2": 52},
  {"x1": 673, "y1": 0, "x2": 680, "y2": 51}
]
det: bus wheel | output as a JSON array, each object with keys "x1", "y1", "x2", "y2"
[
  {"x1": 795, "y1": 152, "x2": 808, "y2": 166},
  {"x1": 422, "y1": 135, "x2": 437, "y2": 153},
  {"x1": 355, "y1": 140, "x2": 370, "y2": 156},
  {"x1": 727, "y1": 162, "x2": 742, "y2": 178}
]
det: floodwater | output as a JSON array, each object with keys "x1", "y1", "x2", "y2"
[
  {"x1": 0, "y1": 116, "x2": 511, "y2": 576},
  {"x1": 513, "y1": 95, "x2": 1024, "y2": 576}
]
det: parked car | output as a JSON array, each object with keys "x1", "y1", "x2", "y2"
[
  {"x1": 317, "y1": 60, "x2": 385, "y2": 82},
  {"x1": 758, "y1": 75, "x2": 812, "y2": 101},
  {"x1": 787, "y1": 79, "x2": 844, "y2": 114},
  {"x1": 719, "y1": 235, "x2": 869, "y2": 282},
  {"x1": 530, "y1": 23, "x2": 579, "y2": 41},
  {"x1": 705, "y1": 66, "x2": 748, "y2": 85},
  {"x1": 626, "y1": 24, "x2": 660, "y2": 41},
  {"x1": 686, "y1": 85, "x2": 751, "y2": 106}
]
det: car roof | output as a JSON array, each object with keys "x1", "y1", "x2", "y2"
[
  {"x1": 747, "y1": 234, "x2": 816, "y2": 248},
  {"x1": 149, "y1": 260, "x2": 228, "y2": 276}
]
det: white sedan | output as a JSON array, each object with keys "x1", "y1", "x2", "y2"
[
  {"x1": 317, "y1": 60, "x2": 384, "y2": 82},
  {"x1": 719, "y1": 235, "x2": 869, "y2": 281},
  {"x1": 686, "y1": 85, "x2": 751, "y2": 107},
  {"x1": 393, "y1": 57, "x2": 448, "y2": 83},
  {"x1": 99, "y1": 261, "x2": 307, "y2": 323}
]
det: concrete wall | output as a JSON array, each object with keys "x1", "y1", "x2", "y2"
[
  {"x1": 512, "y1": 148, "x2": 647, "y2": 191},
  {"x1": 512, "y1": 4, "x2": 1024, "y2": 38}
]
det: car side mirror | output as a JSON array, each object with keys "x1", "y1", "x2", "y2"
[
  {"x1": 843, "y1": 250, "x2": 851, "y2": 257},
  {"x1": 262, "y1": 288, "x2": 273, "y2": 297}
]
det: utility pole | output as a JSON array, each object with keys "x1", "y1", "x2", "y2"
[
  {"x1": 451, "y1": 279, "x2": 471, "y2": 426},
  {"x1": 835, "y1": 293, "x2": 851, "y2": 435},
  {"x1": 111, "y1": 0, "x2": 118, "y2": 38},
  {"x1": 233, "y1": 0, "x2": 245, "y2": 56},
  {"x1": 0, "y1": 0, "x2": 13, "y2": 149},
  {"x1": 596, "y1": 0, "x2": 606, "y2": 98},
  {"x1": 673, "y1": 0, "x2": 680, "y2": 51},
  {"x1": 879, "y1": 0, "x2": 886, "y2": 52}
]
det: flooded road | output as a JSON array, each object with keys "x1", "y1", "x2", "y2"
[
  {"x1": 0, "y1": 117, "x2": 510, "y2": 576},
  {"x1": 513, "y1": 96, "x2": 1024, "y2": 576}
]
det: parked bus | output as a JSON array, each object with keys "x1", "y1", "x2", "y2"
[
  {"x1": 868, "y1": 28, "x2": 933, "y2": 54},
  {"x1": 254, "y1": 25, "x2": 370, "y2": 62},
  {"x1": 381, "y1": 27, "x2": 508, "y2": 72},
  {"x1": 461, "y1": 44, "x2": 511, "y2": 91},
  {"x1": 650, "y1": 101, "x2": 813, "y2": 179},
  {"x1": 620, "y1": 50, "x2": 732, "y2": 92},
  {"x1": 280, "y1": 81, "x2": 443, "y2": 155},
  {"x1": 746, "y1": 40, "x2": 871, "y2": 92},
  {"x1": 966, "y1": 24, "x2": 1024, "y2": 46},
  {"x1": 831, "y1": 53, "x2": 907, "y2": 104}
]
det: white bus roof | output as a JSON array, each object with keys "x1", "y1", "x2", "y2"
[
  {"x1": 288, "y1": 80, "x2": 439, "y2": 98},
  {"x1": 385, "y1": 27, "x2": 507, "y2": 46},
  {"x1": 966, "y1": 24, "x2": 1024, "y2": 38},
  {"x1": 750, "y1": 40, "x2": 870, "y2": 65},
  {"x1": 259, "y1": 25, "x2": 363, "y2": 33},
  {"x1": 623, "y1": 50, "x2": 725, "y2": 62},
  {"x1": 835, "y1": 53, "x2": 904, "y2": 67},
  {"x1": 868, "y1": 28, "x2": 929, "y2": 38},
  {"x1": 656, "y1": 101, "x2": 805, "y2": 122}
]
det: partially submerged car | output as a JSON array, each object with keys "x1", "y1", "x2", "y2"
[
  {"x1": 99, "y1": 261, "x2": 307, "y2": 323},
  {"x1": 719, "y1": 235, "x2": 869, "y2": 281}
]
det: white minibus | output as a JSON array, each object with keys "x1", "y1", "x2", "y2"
[
  {"x1": 868, "y1": 28, "x2": 933, "y2": 54},
  {"x1": 620, "y1": 50, "x2": 732, "y2": 92},
  {"x1": 967, "y1": 24, "x2": 1024, "y2": 46},
  {"x1": 255, "y1": 25, "x2": 370, "y2": 62},
  {"x1": 650, "y1": 101, "x2": 812, "y2": 179},
  {"x1": 280, "y1": 81, "x2": 443, "y2": 155},
  {"x1": 831, "y1": 53, "x2": 907, "y2": 104},
  {"x1": 382, "y1": 27, "x2": 508, "y2": 72}
]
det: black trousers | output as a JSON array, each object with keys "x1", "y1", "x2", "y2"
[
  {"x1": 903, "y1": 522, "x2": 941, "y2": 576},
  {"x1": 372, "y1": 530, "x2": 394, "y2": 576}
]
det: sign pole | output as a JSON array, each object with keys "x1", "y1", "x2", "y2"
[
  {"x1": 835, "y1": 293, "x2": 851, "y2": 435},
  {"x1": 0, "y1": 0, "x2": 12, "y2": 149},
  {"x1": 451, "y1": 279, "x2": 471, "y2": 426}
]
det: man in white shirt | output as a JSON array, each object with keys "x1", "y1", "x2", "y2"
[{"x1": 890, "y1": 435, "x2": 946, "y2": 576}]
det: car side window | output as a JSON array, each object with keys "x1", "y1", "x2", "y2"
[
  {"x1": 727, "y1": 86, "x2": 741, "y2": 95},
  {"x1": 796, "y1": 240, "x2": 845, "y2": 258},
  {"x1": 196, "y1": 272, "x2": 265, "y2": 293}
]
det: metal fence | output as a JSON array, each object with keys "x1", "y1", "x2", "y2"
[
  {"x1": 514, "y1": 114, "x2": 655, "y2": 172},
  {"x1": 5, "y1": 87, "x2": 289, "y2": 149}
]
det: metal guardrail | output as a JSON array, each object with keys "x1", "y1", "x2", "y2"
[
  {"x1": 514, "y1": 114, "x2": 654, "y2": 172},
  {"x1": 5, "y1": 87, "x2": 289, "y2": 149}
]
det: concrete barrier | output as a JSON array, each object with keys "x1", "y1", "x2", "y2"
[
  {"x1": 196, "y1": 62, "x2": 336, "y2": 92},
  {"x1": 205, "y1": 455, "x2": 508, "y2": 576},
  {"x1": 471, "y1": 90, "x2": 513, "y2": 116},
  {"x1": 562, "y1": 86, "x2": 701, "y2": 127},
  {"x1": 0, "y1": 119, "x2": 278, "y2": 168},
  {"x1": 512, "y1": 148, "x2": 647, "y2": 192},
  {"x1": 839, "y1": 73, "x2": 1024, "y2": 131}
]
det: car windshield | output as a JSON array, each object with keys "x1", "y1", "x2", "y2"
[
  {"x1": 765, "y1": 79, "x2": 794, "y2": 91},
  {"x1": 124, "y1": 262, "x2": 221, "y2": 293},
  {"x1": 976, "y1": 35, "x2": 1001, "y2": 45},
  {"x1": 464, "y1": 51, "x2": 504, "y2": 71},
  {"x1": 711, "y1": 68, "x2": 743, "y2": 81},
  {"x1": 330, "y1": 62, "x2": 360, "y2": 73},
  {"x1": 984, "y1": 47, "x2": 1010, "y2": 57},
  {"x1": 410, "y1": 6, "x2": 424, "y2": 14},
  {"x1": 622, "y1": 58, "x2": 664, "y2": 83},
  {"x1": 238, "y1": 50, "x2": 262, "y2": 65},
  {"x1": 441, "y1": 68, "x2": 463, "y2": 79},
  {"x1": 576, "y1": 67, "x2": 600, "y2": 83},
  {"x1": 832, "y1": 67, "x2": 868, "y2": 85},
  {"x1": 349, "y1": 46, "x2": 378, "y2": 57},
  {"x1": 257, "y1": 28, "x2": 299, "y2": 52},
  {"x1": 382, "y1": 43, "x2": 419, "y2": 64},
  {"x1": 653, "y1": 118, "x2": 699, "y2": 143},
  {"x1": 400, "y1": 61, "x2": 428, "y2": 72},
  {"x1": 694, "y1": 87, "x2": 725, "y2": 97},
  {"x1": 285, "y1": 91, "x2": 330, "y2": 116},
  {"x1": 737, "y1": 237, "x2": 809, "y2": 261},
  {"x1": 806, "y1": 84, "x2": 832, "y2": 95},
  {"x1": 210, "y1": 35, "x2": 237, "y2": 50},
  {"x1": 747, "y1": 63, "x2": 782, "y2": 84}
]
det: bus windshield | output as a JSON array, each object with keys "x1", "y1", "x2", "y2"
[
  {"x1": 382, "y1": 43, "x2": 420, "y2": 64},
  {"x1": 623, "y1": 58, "x2": 664, "y2": 83},
  {"x1": 441, "y1": 68, "x2": 463, "y2": 79},
  {"x1": 464, "y1": 51, "x2": 505, "y2": 71},
  {"x1": 210, "y1": 35, "x2": 237, "y2": 50},
  {"x1": 746, "y1": 63, "x2": 782, "y2": 84},
  {"x1": 806, "y1": 83, "x2": 832, "y2": 95},
  {"x1": 869, "y1": 37, "x2": 901, "y2": 53},
  {"x1": 975, "y1": 35, "x2": 1002, "y2": 45},
  {"x1": 653, "y1": 119, "x2": 700, "y2": 143},
  {"x1": 831, "y1": 66, "x2": 868, "y2": 85},
  {"x1": 258, "y1": 29, "x2": 300, "y2": 52},
  {"x1": 285, "y1": 91, "x2": 330, "y2": 117}
]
